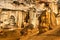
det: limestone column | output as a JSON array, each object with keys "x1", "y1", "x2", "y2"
[
  {"x1": 29, "y1": 9, "x2": 37, "y2": 28},
  {"x1": 18, "y1": 11, "x2": 23, "y2": 29},
  {"x1": 49, "y1": 2, "x2": 58, "y2": 28}
]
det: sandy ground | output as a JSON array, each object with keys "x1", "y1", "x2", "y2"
[
  {"x1": 20, "y1": 25, "x2": 60, "y2": 40},
  {"x1": 0, "y1": 30, "x2": 20, "y2": 40},
  {"x1": 26, "y1": 26, "x2": 60, "y2": 40},
  {"x1": 0, "y1": 26, "x2": 60, "y2": 40}
]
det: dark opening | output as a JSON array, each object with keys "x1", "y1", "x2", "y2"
[{"x1": 13, "y1": 1, "x2": 20, "y2": 5}]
